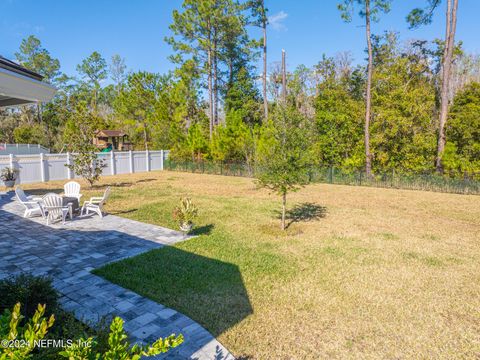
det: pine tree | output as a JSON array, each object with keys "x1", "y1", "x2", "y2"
[
  {"x1": 338, "y1": 0, "x2": 392, "y2": 177},
  {"x1": 407, "y1": 0, "x2": 460, "y2": 173}
]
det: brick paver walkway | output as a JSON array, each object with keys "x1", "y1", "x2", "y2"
[{"x1": 0, "y1": 192, "x2": 234, "y2": 360}]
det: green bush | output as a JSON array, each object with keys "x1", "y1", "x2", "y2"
[
  {"x1": 59, "y1": 317, "x2": 183, "y2": 359},
  {"x1": 0, "y1": 303, "x2": 55, "y2": 359},
  {"x1": 0, "y1": 274, "x2": 183, "y2": 359},
  {"x1": 0, "y1": 274, "x2": 108, "y2": 359},
  {"x1": 0, "y1": 274, "x2": 58, "y2": 318}
]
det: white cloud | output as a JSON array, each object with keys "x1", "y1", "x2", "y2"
[{"x1": 268, "y1": 11, "x2": 288, "y2": 31}]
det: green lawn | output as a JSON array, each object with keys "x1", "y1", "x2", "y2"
[{"x1": 20, "y1": 171, "x2": 480, "y2": 359}]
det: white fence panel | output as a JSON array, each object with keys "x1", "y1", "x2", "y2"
[
  {"x1": 16, "y1": 155, "x2": 41, "y2": 183},
  {"x1": 115, "y1": 152, "x2": 131, "y2": 174},
  {"x1": 150, "y1": 151, "x2": 163, "y2": 171},
  {"x1": 96, "y1": 153, "x2": 111, "y2": 176},
  {"x1": 45, "y1": 154, "x2": 68, "y2": 181},
  {"x1": 0, "y1": 150, "x2": 166, "y2": 186},
  {"x1": 133, "y1": 151, "x2": 147, "y2": 173}
]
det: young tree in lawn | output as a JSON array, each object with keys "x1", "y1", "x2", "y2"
[
  {"x1": 76, "y1": 51, "x2": 108, "y2": 113},
  {"x1": 407, "y1": 0, "x2": 459, "y2": 173},
  {"x1": 338, "y1": 0, "x2": 391, "y2": 177},
  {"x1": 255, "y1": 105, "x2": 311, "y2": 230},
  {"x1": 114, "y1": 71, "x2": 159, "y2": 150},
  {"x1": 63, "y1": 101, "x2": 106, "y2": 187}
]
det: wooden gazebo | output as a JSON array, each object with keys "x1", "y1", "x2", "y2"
[{"x1": 93, "y1": 130, "x2": 132, "y2": 151}]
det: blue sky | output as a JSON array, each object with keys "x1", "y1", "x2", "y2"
[{"x1": 1, "y1": 0, "x2": 479, "y2": 79}]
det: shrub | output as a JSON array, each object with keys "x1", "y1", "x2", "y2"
[
  {"x1": 0, "y1": 274, "x2": 58, "y2": 319},
  {"x1": 0, "y1": 274, "x2": 182, "y2": 359},
  {"x1": 172, "y1": 197, "x2": 198, "y2": 232},
  {"x1": 0, "y1": 303, "x2": 55, "y2": 359},
  {"x1": 60, "y1": 317, "x2": 183, "y2": 359}
]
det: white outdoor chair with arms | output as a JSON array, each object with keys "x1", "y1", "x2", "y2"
[
  {"x1": 42, "y1": 193, "x2": 71, "y2": 225},
  {"x1": 64, "y1": 181, "x2": 82, "y2": 201},
  {"x1": 81, "y1": 187, "x2": 110, "y2": 218},
  {"x1": 15, "y1": 186, "x2": 45, "y2": 218}
]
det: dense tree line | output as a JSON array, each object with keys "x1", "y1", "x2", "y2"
[{"x1": 0, "y1": 0, "x2": 478, "y2": 177}]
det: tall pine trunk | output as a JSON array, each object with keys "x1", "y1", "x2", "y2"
[
  {"x1": 213, "y1": 34, "x2": 219, "y2": 126},
  {"x1": 436, "y1": 0, "x2": 459, "y2": 173},
  {"x1": 208, "y1": 48, "x2": 214, "y2": 139},
  {"x1": 364, "y1": 0, "x2": 373, "y2": 178},
  {"x1": 263, "y1": 14, "x2": 268, "y2": 120}
]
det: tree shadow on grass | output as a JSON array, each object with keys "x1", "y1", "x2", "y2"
[
  {"x1": 110, "y1": 208, "x2": 138, "y2": 215},
  {"x1": 190, "y1": 224, "x2": 215, "y2": 236},
  {"x1": 275, "y1": 202, "x2": 327, "y2": 229}
]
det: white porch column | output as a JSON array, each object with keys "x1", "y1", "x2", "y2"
[{"x1": 9, "y1": 154, "x2": 14, "y2": 169}]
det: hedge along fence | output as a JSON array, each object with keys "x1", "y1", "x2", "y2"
[
  {"x1": 164, "y1": 159, "x2": 480, "y2": 195},
  {"x1": 0, "y1": 150, "x2": 167, "y2": 185}
]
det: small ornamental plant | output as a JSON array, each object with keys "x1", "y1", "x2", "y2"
[
  {"x1": 173, "y1": 197, "x2": 198, "y2": 234},
  {"x1": 1, "y1": 167, "x2": 19, "y2": 187}
]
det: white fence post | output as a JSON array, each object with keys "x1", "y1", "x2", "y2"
[
  {"x1": 67, "y1": 152, "x2": 73, "y2": 179},
  {"x1": 129, "y1": 150, "x2": 133, "y2": 173},
  {"x1": 9, "y1": 154, "x2": 14, "y2": 169},
  {"x1": 40, "y1": 153, "x2": 45, "y2": 182},
  {"x1": 111, "y1": 151, "x2": 116, "y2": 175},
  {"x1": 146, "y1": 149, "x2": 150, "y2": 172},
  {"x1": 160, "y1": 150, "x2": 164, "y2": 170}
]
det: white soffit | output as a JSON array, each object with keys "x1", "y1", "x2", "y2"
[{"x1": 0, "y1": 67, "x2": 56, "y2": 107}]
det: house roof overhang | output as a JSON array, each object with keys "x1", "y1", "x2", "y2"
[{"x1": 0, "y1": 57, "x2": 56, "y2": 107}]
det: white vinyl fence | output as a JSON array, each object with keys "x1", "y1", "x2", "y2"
[
  {"x1": 0, "y1": 150, "x2": 167, "y2": 185},
  {"x1": 0, "y1": 143, "x2": 50, "y2": 155}
]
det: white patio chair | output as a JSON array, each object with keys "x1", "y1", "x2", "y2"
[
  {"x1": 15, "y1": 187, "x2": 45, "y2": 218},
  {"x1": 81, "y1": 187, "x2": 110, "y2": 219},
  {"x1": 64, "y1": 181, "x2": 82, "y2": 201},
  {"x1": 42, "y1": 193, "x2": 70, "y2": 225}
]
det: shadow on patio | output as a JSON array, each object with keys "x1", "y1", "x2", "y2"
[{"x1": 0, "y1": 191, "x2": 252, "y2": 359}]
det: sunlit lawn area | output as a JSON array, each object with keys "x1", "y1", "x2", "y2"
[{"x1": 16, "y1": 171, "x2": 480, "y2": 359}]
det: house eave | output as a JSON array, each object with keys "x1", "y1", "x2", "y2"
[{"x1": 0, "y1": 67, "x2": 56, "y2": 107}]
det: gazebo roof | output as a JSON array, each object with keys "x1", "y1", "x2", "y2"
[
  {"x1": 95, "y1": 130, "x2": 127, "y2": 137},
  {"x1": 0, "y1": 56, "x2": 56, "y2": 107}
]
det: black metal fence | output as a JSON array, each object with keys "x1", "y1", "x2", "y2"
[{"x1": 164, "y1": 159, "x2": 480, "y2": 195}]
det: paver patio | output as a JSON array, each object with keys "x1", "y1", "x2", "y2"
[{"x1": 0, "y1": 191, "x2": 234, "y2": 360}]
